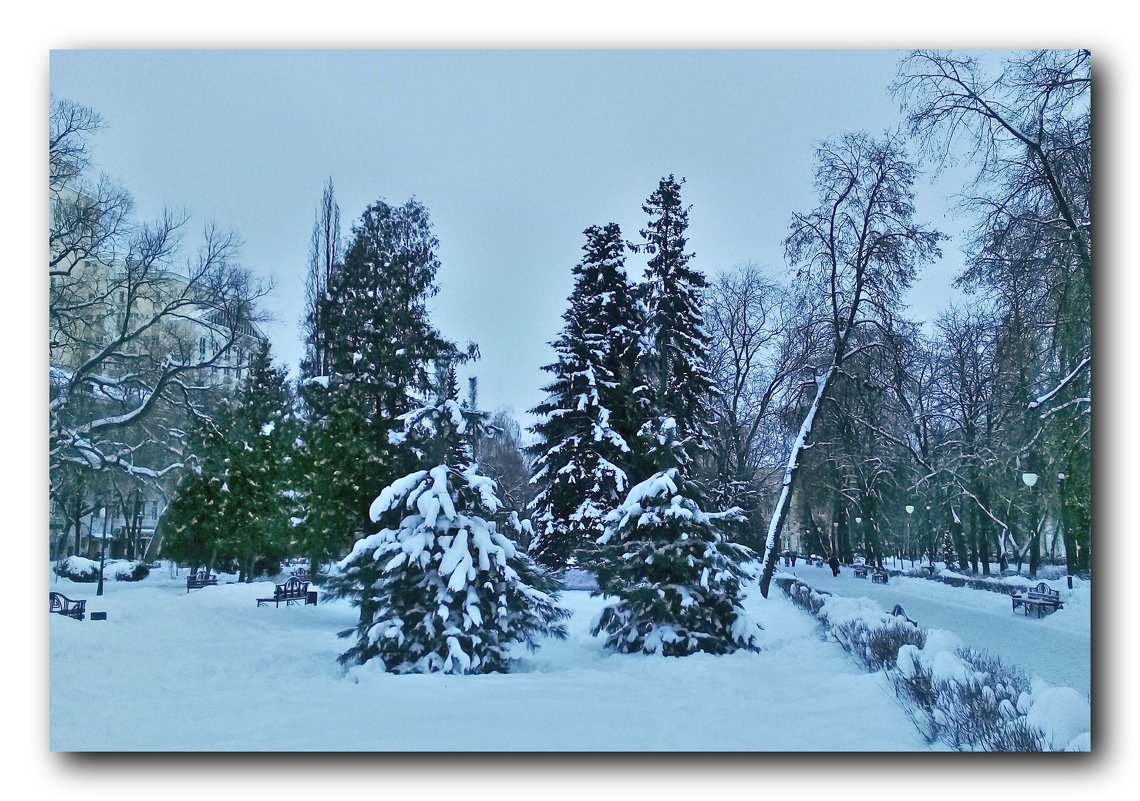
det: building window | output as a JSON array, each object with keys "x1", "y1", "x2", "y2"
[
  {"x1": 199, "y1": 337, "x2": 206, "y2": 360},
  {"x1": 149, "y1": 501, "x2": 159, "y2": 520}
]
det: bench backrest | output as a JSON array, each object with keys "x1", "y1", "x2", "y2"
[
  {"x1": 275, "y1": 576, "x2": 309, "y2": 596},
  {"x1": 49, "y1": 592, "x2": 84, "y2": 612},
  {"x1": 1027, "y1": 582, "x2": 1059, "y2": 599}
]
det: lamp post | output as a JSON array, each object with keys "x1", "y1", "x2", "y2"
[
  {"x1": 925, "y1": 506, "x2": 932, "y2": 565},
  {"x1": 1022, "y1": 471, "x2": 1039, "y2": 578},
  {"x1": 904, "y1": 504, "x2": 915, "y2": 568},
  {"x1": 96, "y1": 503, "x2": 110, "y2": 597},
  {"x1": 1057, "y1": 472, "x2": 1073, "y2": 586}
]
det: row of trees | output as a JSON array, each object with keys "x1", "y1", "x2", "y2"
[
  {"x1": 161, "y1": 50, "x2": 1089, "y2": 669},
  {"x1": 527, "y1": 50, "x2": 1091, "y2": 603},
  {"x1": 49, "y1": 98, "x2": 268, "y2": 585}
]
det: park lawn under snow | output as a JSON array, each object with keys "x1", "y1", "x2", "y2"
[{"x1": 50, "y1": 566, "x2": 935, "y2": 752}]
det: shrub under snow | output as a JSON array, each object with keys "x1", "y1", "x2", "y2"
[
  {"x1": 777, "y1": 576, "x2": 1089, "y2": 752},
  {"x1": 53, "y1": 557, "x2": 150, "y2": 582},
  {"x1": 53, "y1": 555, "x2": 100, "y2": 582}
]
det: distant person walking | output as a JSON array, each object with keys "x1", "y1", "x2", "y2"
[
  {"x1": 790, "y1": 552, "x2": 797, "y2": 567},
  {"x1": 783, "y1": 549, "x2": 791, "y2": 567},
  {"x1": 828, "y1": 555, "x2": 841, "y2": 577}
]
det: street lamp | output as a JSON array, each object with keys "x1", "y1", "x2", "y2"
[
  {"x1": 1022, "y1": 471, "x2": 1040, "y2": 577},
  {"x1": 1057, "y1": 472, "x2": 1073, "y2": 587},
  {"x1": 904, "y1": 505, "x2": 915, "y2": 567}
]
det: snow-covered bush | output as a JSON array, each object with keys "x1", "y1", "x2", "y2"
[
  {"x1": 834, "y1": 617, "x2": 926, "y2": 671},
  {"x1": 811, "y1": 591, "x2": 927, "y2": 671},
  {"x1": 327, "y1": 383, "x2": 570, "y2": 675},
  {"x1": 53, "y1": 555, "x2": 100, "y2": 582},
  {"x1": 778, "y1": 576, "x2": 1089, "y2": 751},
  {"x1": 591, "y1": 462, "x2": 761, "y2": 656},
  {"x1": 893, "y1": 645, "x2": 1054, "y2": 751},
  {"x1": 777, "y1": 575, "x2": 831, "y2": 615},
  {"x1": 109, "y1": 560, "x2": 149, "y2": 582},
  {"x1": 54, "y1": 557, "x2": 151, "y2": 582}
]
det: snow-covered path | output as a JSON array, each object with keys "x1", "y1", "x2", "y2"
[
  {"x1": 49, "y1": 569, "x2": 936, "y2": 751},
  {"x1": 778, "y1": 564, "x2": 1091, "y2": 698}
]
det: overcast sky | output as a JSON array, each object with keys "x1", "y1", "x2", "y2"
[{"x1": 50, "y1": 49, "x2": 986, "y2": 422}]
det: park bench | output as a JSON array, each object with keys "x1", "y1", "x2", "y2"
[
  {"x1": 890, "y1": 603, "x2": 917, "y2": 627},
  {"x1": 186, "y1": 570, "x2": 218, "y2": 592},
  {"x1": 1011, "y1": 582, "x2": 1063, "y2": 618},
  {"x1": 853, "y1": 564, "x2": 869, "y2": 579},
  {"x1": 49, "y1": 591, "x2": 86, "y2": 620},
  {"x1": 871, "y1": 569, "x2": 889, "y2": 584},
  {"x1": 257, "y1": 576, "x2": 317, "y2": 608},
  {"x1": 291, "y1": 567, "x2": 309, "y2": 580}
]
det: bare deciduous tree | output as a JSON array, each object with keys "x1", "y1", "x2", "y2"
[
  {"x1": 49, "y1": 98, "x2": 269, "y2": 501},
  {"x1": 757, "y1": 132, "x2": 943, "y2": 597}
]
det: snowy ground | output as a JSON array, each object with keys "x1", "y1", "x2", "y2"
[{"x1": 50, "y1": 564, "x2": 938, "y2": 752}]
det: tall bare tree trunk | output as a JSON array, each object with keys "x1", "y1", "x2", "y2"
[{"x1": 759, "y1": 366, "x2": 835, "y2": 597}]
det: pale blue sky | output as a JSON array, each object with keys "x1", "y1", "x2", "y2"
[{"x1": 50, "y1": 49, "x2": 981, "y2": 421}]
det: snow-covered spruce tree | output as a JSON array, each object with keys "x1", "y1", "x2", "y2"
[
  {"x1": 295, "y1": 198, "x2": 458, "y2": 575},
  {"x1": 590, "y1": 417, "x2": 761, "y2": 656},
  {"x1": 329, "y1": 366, "x2": 569, "y2": 674},
  {"x1": 528, "y1": 223, "x2": 644, "y2": 569},
  {"x1": 635, "y1": 176, "x2": 718, "y2": 461}
]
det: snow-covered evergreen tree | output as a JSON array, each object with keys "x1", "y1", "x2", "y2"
[
  {"x1": 636, "y1": 176, "x2": 718, "y2": 459},
  {"x1": 328, "y1": 367, "x2": 569, "y2": 674},
  {"x1": 528, "y1": 223, "x2": 645, "y2": 569},
  {"x1": 590, "y1": 417, "x2": 761, "y2": 656},
  {"x1": 295, "y1": 198, "x2": 458, "y2": 575},
  {"x1": 162, "y1": 342, "x2": 296, "y2": 579}
]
